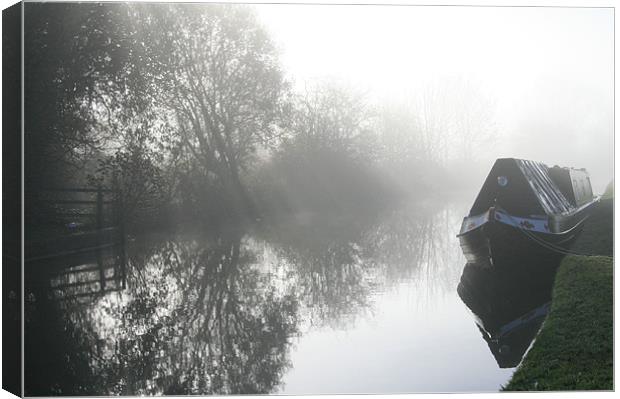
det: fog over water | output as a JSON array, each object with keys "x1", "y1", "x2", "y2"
[
  {"x1": 257, "y1": 5, "x2": 613, "y2": 192},
  {"x1": 18, "y1": 2, "x2": 613, "y2": 396}
]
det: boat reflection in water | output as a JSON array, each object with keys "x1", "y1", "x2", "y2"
[{"x1": 457, "y1": 259, "x2": 559, "y2": 368}]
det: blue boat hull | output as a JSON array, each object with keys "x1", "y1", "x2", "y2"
[{"x1": 457, "y1": 203, "x2": 597, "y2": 266}]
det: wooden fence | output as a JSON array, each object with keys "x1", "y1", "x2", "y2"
[
  {"x1": 25, "y1": 187, "x2": 128, "y2": 301},
  {"x1": 26, "y1": 187, "x2": 125, "y2": 262}
]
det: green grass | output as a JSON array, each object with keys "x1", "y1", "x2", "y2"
[
  {"x1": 503, "y1": 187, "x2": 613, "y2": 391},
  {"x1": 503, "y1": 255, "x2": 613, "y2": 391}
]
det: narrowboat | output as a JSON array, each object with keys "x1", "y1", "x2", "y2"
[{"x1": 458, "y1": 158, "x2": 599, "y2": 266}]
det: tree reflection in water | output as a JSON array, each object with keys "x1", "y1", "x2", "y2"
[
  {"x1": 25, "y1": 200, "x2": 466, "y2": 395},
  {"x1": 362, "y1": 202, "x2": 464, "y2": 298},
  {"x1": 25, "y1": 232, "x2": 299, "y2": 395},
  {"x1": 261, "y1": 223, "x2": 378, "y2": 329},
  {"x1": 259, "y1": 201, "x2": 465, "y2": 328}
]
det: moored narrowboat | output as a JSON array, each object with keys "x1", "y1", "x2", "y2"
[{"x1": 458, "y1": 158, "x2": 599, "y2": 266}]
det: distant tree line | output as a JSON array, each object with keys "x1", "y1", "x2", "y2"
[{"x1": 24, "y1": 3, "x2": 495, "y2": 231}]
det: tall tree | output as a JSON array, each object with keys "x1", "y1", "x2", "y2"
[
  {"x1": 23, "y1": 3, "x2": 159, "y2": 230},
  {"x1": 137, "y1": 4, "x2": 289, "y2": 217},
  {"x1": 24, "y1": 3, "x2": 135, "y2": 188}
]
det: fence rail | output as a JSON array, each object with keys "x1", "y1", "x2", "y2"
[
  {"x1": 26, "y1": 186, "x2": 125, "y2": 261},
  {"x1": 41, "y1": 199, "x2": 116, "y2": 205},
  {"x1": 38, "y1": 187, "x2": 118, "y2": 193}
]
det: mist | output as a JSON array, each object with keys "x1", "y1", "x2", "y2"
[
  {"x1": 258, "y1": 5, "x2": 613, "y2": 193},
  {"x1": 19, "y1": 3, "x2": 613, "y2": 395}
]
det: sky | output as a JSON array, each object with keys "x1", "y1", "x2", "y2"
[{"x1": 254, "y1": 4, "x2": 614, "y2": 193}]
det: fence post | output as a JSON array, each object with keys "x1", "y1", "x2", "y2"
[
  {"x1": 97, "y1": 248, "x2": 106, "y2": 292},
  {"x1": 96, "y1": 187, "x2": 103, "y2": 230},
  {"x1": 114, "y1": 183, "x2": 127, "y2": 290}
]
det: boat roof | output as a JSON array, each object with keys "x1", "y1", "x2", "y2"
[
  {"x1": 516, "y1": 159, "x2": 573, "y2": 215},
  {"x1": 470, "y1": 158, "x2": 577, "y2": 217}
]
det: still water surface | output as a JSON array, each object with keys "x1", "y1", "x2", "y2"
[{"x1": 25, "y1": 197, "x2": 531, "y2": 395}]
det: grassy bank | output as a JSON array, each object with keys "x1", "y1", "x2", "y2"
[
  {"x1": 503, "y1": 255, "x2": 613, "y2": 391},
  {"x1": 503, "y1": 189, "x2": 614, "y2": 391}
]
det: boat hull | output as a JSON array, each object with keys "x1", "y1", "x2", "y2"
[
  {"x1": 458, "y1": 158, "x2": 600, "y2": 267},
  {"x1": 458, "y1": 212, "x2": 586, "y2": 267}
]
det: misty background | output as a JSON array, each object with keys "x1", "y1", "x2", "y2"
[
  {"x1": 259, "y1": 5, "x2": 613, "y2": 193},
  {"x1": 23, "y1": 3, "x2": 613, "y2": 232},
  {"x1": 19, "y1": 3, "x2": 614, "y2": 395}
]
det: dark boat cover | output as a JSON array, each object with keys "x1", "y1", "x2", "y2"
[
  {"x1": 516, "y1": 159, "x2": 573, "y2": 215},
  {"x1": 548, "y1": 166, "x2": 594, "y2": 207},
  {"x1": 469, "y1": 158, "x2": 578, "y2": 217}
]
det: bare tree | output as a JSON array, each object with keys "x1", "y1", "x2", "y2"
[
  {"x1": 446, "y1": 79, "x2": 497, "y2": 162},
  {"x1": 377, "y1": 100, "x2": 435, "y2": 166},
  {"x1": 379, "y1": 78, "x2": 497, "y2": 167},
  {"x1": 285, "y1": 82, "x2": 376, "y2": 162},
  {"x1": 418, "y1": 78, "x2": 497, "y2": 163}
]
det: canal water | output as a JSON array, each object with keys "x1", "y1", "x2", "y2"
[{"x1": 24, "y1": 195, "x2": 555, "y2": 395}]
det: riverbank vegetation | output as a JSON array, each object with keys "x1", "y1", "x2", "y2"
[
  {"x1": 503, "y1": 185, "x2": 614, "y2": 391},
  {"x1": 503, "y1": 256, "x2": 613, "y2": 391},
  {"x1": 571, "y1": 197, "x2": 613, "y2": 257},
  {"x1": 24, "y1": 3, "x2": 495, "y2": 234}
]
